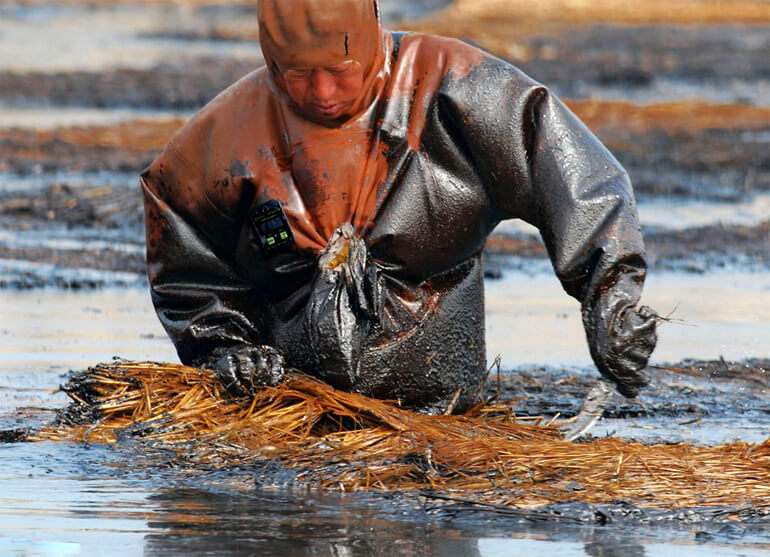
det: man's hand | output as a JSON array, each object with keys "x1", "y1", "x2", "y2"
[
  {"x1": 208, "y1": 345, "x2": 285, "y2": 397},
  {"x1": 591, "y1": 305, "x2": 658, "y2": 398}
]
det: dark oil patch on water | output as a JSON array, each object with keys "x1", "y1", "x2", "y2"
[
  {"x1": 0, "y1": 427, "x2": 28, "y2": 442},
  {"x1": 484, "y1": 358, "x2": 770, "y2": 445},
  {"x1": 518, "y1": 25, "x2": 770, "y2": 99}
]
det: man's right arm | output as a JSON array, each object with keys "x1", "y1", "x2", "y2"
[{"x1": 141, "y1": 149, "x2": 284, "y2": 394}]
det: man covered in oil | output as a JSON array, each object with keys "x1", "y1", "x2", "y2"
[{"x1": 141, "y1": 0, "x2": 658, "y2": 414}]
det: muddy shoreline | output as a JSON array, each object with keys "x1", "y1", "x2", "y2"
[
  {"x1": 3, "y1": 111, "x2": 768, "y2": 197},
  {"x1": 1, "y1": 182, "x2": 768, "y2": 288},
  {"x1": 1, "y1": 13, "x2": 768, "y2": 288},
  {"x1": 1, "y1": 19, "x2": 767, "y2": 287}
]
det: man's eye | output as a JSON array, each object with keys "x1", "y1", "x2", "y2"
[
  {"x1": 284, "y1": 69, "x2": 310, "y2": 80},
  {"x1": 327, "y1": 62, "x2": 356, "y2": 74}
]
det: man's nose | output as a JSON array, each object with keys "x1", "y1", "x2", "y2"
[{"x1": 310, "y1": 70, "x2": 336, "y2": 101}]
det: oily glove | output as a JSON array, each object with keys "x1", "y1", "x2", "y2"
[
  {"x1": 207, "y1": 344, "x2": 285, "y2": 397},
  {"x1": 588, "y1": 305, "x2": 658, "y2": 398}
]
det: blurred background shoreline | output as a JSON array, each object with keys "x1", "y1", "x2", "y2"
[{"x1": 1, "y1": 0, "x2": 769, "y2": 287}]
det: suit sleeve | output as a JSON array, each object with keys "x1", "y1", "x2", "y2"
[
  {"x1": 446, "y1": 57, "x2": 650, "y2": 380},
  {"x1": 140, "y1": 146, "x2": 266, "y2": 366}
]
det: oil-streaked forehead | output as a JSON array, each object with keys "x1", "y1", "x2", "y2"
[{"x1": 258, "y1": 0, "x2": 380, "y2": 71}]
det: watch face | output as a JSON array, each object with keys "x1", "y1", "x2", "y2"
[{"x1": 249, "y1": 199, "x2": 295, "y2": 256}]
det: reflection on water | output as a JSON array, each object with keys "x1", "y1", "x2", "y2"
[
  {"x1": 3, "y1": 441, "x2": 768, "y2": 557},
  {"x1": 142, "y1": 487, "x2": 486, "y2": 557},
  {"x1": 0, "y1": 443, "x2": 148, "y2": 555}
]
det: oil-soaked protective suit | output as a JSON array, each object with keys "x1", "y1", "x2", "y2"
[{"x1": 141, "y1": 0, "x2": 657, "y2": 413}]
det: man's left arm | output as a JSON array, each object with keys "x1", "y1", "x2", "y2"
[{"x1": 447, "y1": 58, "x2": 657, "y2": 397}]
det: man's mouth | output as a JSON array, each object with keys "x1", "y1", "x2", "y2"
[{"x1": 311, "y1": 102, "x2": 344, "y2": 118}]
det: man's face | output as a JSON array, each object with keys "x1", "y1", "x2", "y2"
[{"x1": 282, "y1": 60, "x2": 365, "y2": 121}]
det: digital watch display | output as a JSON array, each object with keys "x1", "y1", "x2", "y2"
[{"x1": 249, "y1": 199, "x2": 295, "y2": 256}]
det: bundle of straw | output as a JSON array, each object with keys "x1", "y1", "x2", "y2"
[{"x1": 32, "y1": 361, "x2": 770, "y2": 509}]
